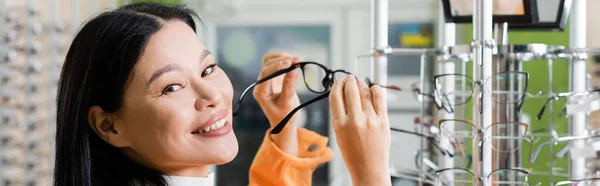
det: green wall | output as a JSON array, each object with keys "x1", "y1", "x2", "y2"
[{"x1": 461, "y1": 24, "x2": 572, "y2": 185}]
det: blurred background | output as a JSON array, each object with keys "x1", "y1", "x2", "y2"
[{"x1": 2, "y1": 0, "x2": 600, "y2": 185}]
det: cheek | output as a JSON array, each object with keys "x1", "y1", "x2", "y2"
[
  {"x1": 215, "y1": 72, "x2": 234, "y2": 104},
  {"x1": 122, "y1": 98, "x2": 194, "y2": 150}
]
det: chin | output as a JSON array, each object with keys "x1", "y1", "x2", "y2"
[{"x1": 212, "y1": 132, "x2": 239, "y2": 165}]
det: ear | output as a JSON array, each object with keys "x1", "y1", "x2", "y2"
[{"x1": 88, "y1": 106, "x2": 130, "y2": 148}]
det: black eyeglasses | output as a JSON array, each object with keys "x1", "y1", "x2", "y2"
[
  {"x1": 434, "y1": 71, "x2": 529, "y2": 114},
  {"x1": 233, "y1": 61, "x2": 351, "y2": 134}
]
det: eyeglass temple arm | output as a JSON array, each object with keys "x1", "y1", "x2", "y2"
[
  {"x1": 556, "y1": 144, "x2": 570, "y2": 158},
  {"x1": 555, "y1": 177, "x2": 600, "y2": 186},
  {"x1": 233, "y1": 66, "x2": 300, "y2": 116},
  {"x1": 271, "y1": 91, "x2": 330, "y2": 134},
  {"x1": 531, "y1": 134, "x2": 600, "y2": 163},
  {"x1": 536, "y1": 97, "x2": 554, "y2": 120},
  {"x1": 233, "y1": 82, "x2": 257, "y2": 116},
  {"x1": 390, "y1": 128, "x2": 454, "y2": 157},
  {"x1": 530, "y1": 141, "x2": 554, "y2": 163}
]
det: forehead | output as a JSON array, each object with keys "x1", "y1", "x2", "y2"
[{"x1": 135, "y1": 20, "x2": 204, "y2": 76}]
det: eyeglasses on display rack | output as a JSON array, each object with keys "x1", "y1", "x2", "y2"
[
  {"x1": 530, "y1": 130, "x2": 600, "y2": 163},
  {"x1": 233, "y1": 61, "x2": 351, "y2": 134},
  {"x1": 439, "y1": 119, "x2": 536, "y2": 159},
  {"x1": 554, "y1": 177, "x2": 600, "y2": 186},
  {"x1": 368, "y1": 78, "x2": 455, "y2": 114},
  {"x1": 433, "y1": 71, "x2": 529, "y2": 114},
  {"x1": 415, "y1": 148, "x2": 473, "y2": 172},
  {"x1": 390, "y1": 127, "x2": 456, "y2": 157},
  {"x1": 536, "y1": 89, "x2": 600, "y2": 120},
  {"x1": 435, "y1": 167, "x2": 539, "y2": 186}
]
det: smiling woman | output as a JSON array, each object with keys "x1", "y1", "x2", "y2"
[{"x1": 54, "y1": 2, "x2": 392, "y2": 186}]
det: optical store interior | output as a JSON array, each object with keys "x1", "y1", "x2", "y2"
[{"x1": 4, "y1": 0, "x2": 600, "y2": 185}]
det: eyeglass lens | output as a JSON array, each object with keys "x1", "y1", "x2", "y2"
[
  {"x1": 486, "y1": 72, "x2": 527, "y2": 104},
  {"x1": 438, "y1": 169, "x2": 476, "y2": 186},
  {"x1": 300, "y1": 63, "x2": 348, "y2": 93},
  {"x1": 486, "y1": 123, "x2": 527, "y2": 153}
]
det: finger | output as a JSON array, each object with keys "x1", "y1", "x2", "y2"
[
  {"x1": 343, "y1": 75, "x2": 362, "y2": 116},
  {"x1": 371, "y1": 85, "x2": 388, "y2": 118},
  {"x1": 329, "y1": 78, "x2": 346, "y2": 124},
  {"x1": 262, "y1": 52, "x2": 288, "y2": 64},
  {"x1": 280, "y1": 67, "x2": 298, "y2": 99},
  {"x1": 259, "y1": 56, "x2": 292, "y2": 78},
  {"x1": 254, "y1": 59, "x2": 291, "y2": 98},
  {"x1": 358, "y1": 79, "x2": 376, "y2": 116}
]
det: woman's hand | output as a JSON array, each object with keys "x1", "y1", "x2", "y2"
[
  {"x1": 330, "y1": 76, "x2": 391, "y2": 186},
  {"x1": 253, "y1": 52, "x2": 302, "y2": 156}
]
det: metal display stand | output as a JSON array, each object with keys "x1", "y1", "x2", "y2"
[
  {"x1": 568, "y1": 0, "x2": 587, "y2": 181},
  {"x1": 363, "y1": 0, "x2": 597, "y2": 185}
]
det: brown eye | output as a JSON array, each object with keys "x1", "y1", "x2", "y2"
[
  {"x1": 162, "y1": 84, "x2": 183, "y2": 95},
  {"x1": 201, "y1": 64, "x2": 217, "y2": 77}
]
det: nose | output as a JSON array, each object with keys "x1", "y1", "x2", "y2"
[{"x1": 192, "y1": 81, "x2": 223, "y2": 111}]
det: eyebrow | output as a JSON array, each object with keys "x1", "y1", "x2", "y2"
[
  {"x1": 147, "y1": 63, "x2": 182, "y2": 86},
  {"x1": 200, "y1": 49, "x2": 211, "y2": 63}
]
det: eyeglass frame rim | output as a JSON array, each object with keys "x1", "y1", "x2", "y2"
[
  {"x1": 435, "y1": 167, "x2": 531, "y2": 185},
  {"x1": 433, "y1": 71, "x2": 530, "y2": 114},
  {"x1": 230, "y1": 61, "x2": 351, "y2": 134},
  {"x1": 438, "y1": 119, "x2": 532, "y2": 161},
  {"x1": 233, "y1": 61, "x2": 340, "y2": 116}
]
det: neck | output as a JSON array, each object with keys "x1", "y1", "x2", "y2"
[
  {"x1": 163, "y1": 165, "x2": 211, "y2": 177},
  {"x1": 122, "y1": 149, "x2": 212, "y2": 177}
]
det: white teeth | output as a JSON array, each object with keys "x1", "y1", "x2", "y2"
[{"x1": 194, "y1": 118, "x2": 227, "y2": 134}]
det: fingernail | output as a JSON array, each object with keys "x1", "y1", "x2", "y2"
[{"x1": 346, "y1": 75, "x2": 354, "y2": 80}]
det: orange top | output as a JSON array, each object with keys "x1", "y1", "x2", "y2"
[{"x1": 249, "y1": 128, "x2": 333, "y2": 186}]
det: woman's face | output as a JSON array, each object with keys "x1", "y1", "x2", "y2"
[{"x1": 114, "y1": 20, "x2": 237, "y2": 176}]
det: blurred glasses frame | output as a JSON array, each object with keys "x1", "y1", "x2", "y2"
[
  {"x1": 367, "y1": 78, "x2": 452, "y2": 113},
  {"x1": 536, "y1": 89, "x2": 600, "y2": 120},
  {"x1": 232, "y1": 61, "x2": 352, "y2": 134},
  {"x1": 554, "y1": 177, "x2": 600, "y2": 186},
  {"x1": 439, "y1": 119, "x2": 535, "y2": 160},
  {"x1": 530, "y1": 129, "x2": 600, "y2": 163},
  {"x1": 433, "y1": 71, "x2": 529, "y2": 114},
  {"x1": 435, "y1": 167, "x2": 537, "y2": 186},
  {"x1": 390, "y1": 127, "x2": 455, "y2": 157}
]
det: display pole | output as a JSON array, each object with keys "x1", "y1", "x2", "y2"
[
  {"x1": 437, "y1": 0, "x2": 455, "y2": 172},
  {"x1": 370, "y1": 0, "x2": 390, "y2": 184},
  {"x1": 494, "y1": 22, "x2": 523, "y2": 185},
  {"x1": 568, "y1": 0, "x2": 587, "y2": 180},
  {"x1": 371, "y1": 0, "x2": 388, "y2": 85},
  {"x1": 472, "y1": 0, "x2": 493, "y2": 184}
]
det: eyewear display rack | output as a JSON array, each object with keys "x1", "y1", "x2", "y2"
[
  {"x1": 0, "y1": 0, "x2": 68, "y2": 185},
  {"x1": 363, "y1": 0, "x2": 600, "y2": 185}
]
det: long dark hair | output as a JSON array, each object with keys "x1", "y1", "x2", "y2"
[{"x1": 54, "y1": 3, "x2": 200, "y2": 186}]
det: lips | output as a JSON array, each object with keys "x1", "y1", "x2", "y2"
[{"x1": 191, "y1": 109, "x2": 229, "y2": 134}]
